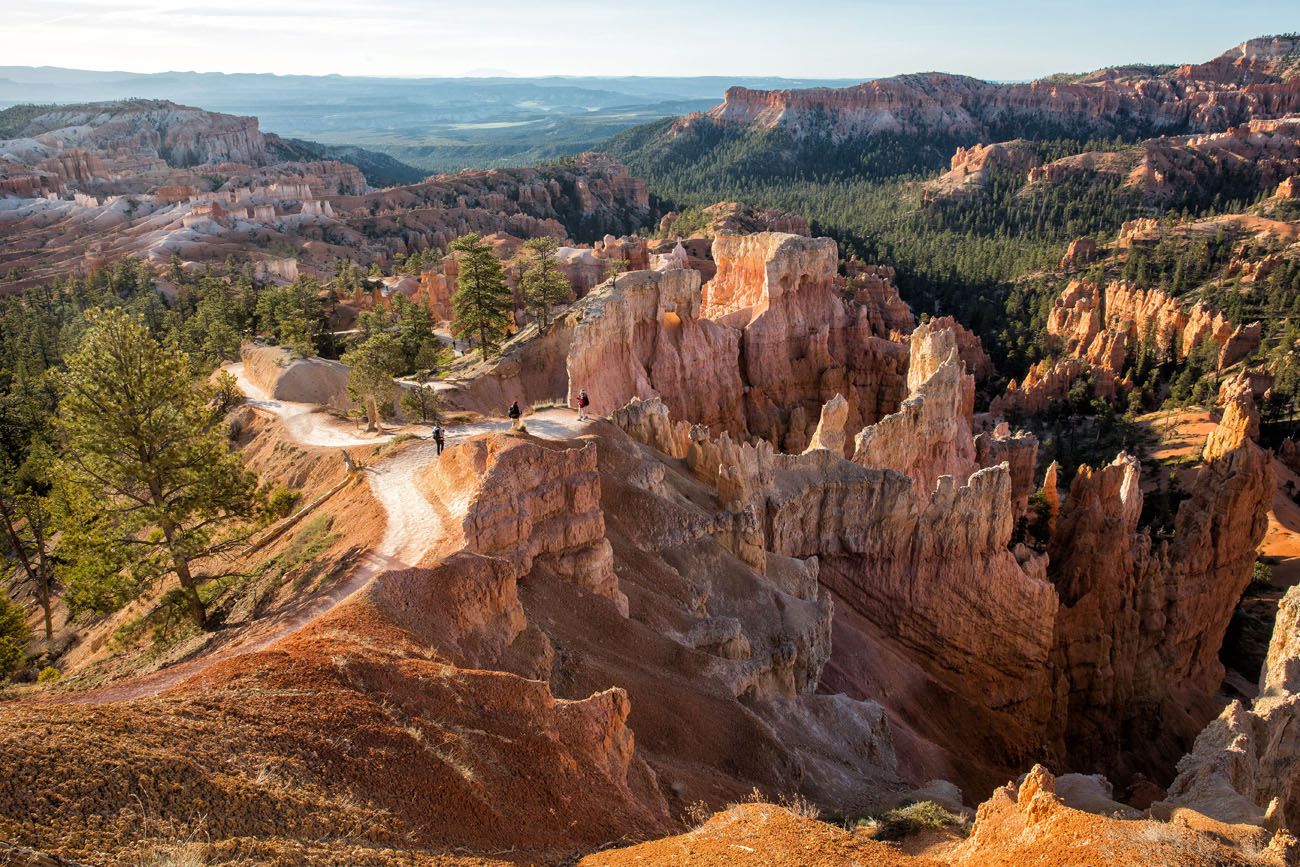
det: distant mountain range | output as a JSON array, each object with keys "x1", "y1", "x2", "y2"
[{"x1": 0, "y1": 68, "x2": 860, "y2": 173}]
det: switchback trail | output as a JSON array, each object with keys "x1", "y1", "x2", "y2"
[{"x1": 57, "y1": 375, "x2": 590, "y2": 704}]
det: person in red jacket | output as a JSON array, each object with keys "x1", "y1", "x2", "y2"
[{"x1": 577, "y1": 388, "x2": 590, "y2": 421}]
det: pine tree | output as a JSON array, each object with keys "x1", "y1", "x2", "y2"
[
  {"x1": 0, "y1": 449, "x2": 56, "y2": 643},
  {"x1": 519, "y1": 237, "x2": 572, "y2": 329},
  {"x1": 603, "y1": 256, "x2": 629, "y2": 289},
  {"x1": 52, "y1": 309, "x2": 258, "y2": 629},
  {"x1": 343, "y1": 332, "x2": 403, "y2": 432},
  {"x1": 450, "y1": 232, "x2": 512, "y2": 360},
  {"x1": 0, "y1": 590, "x2": 29, "y2": 679},
  {"x1": 400, "y1": 382, "x2": 441, "y2": 424}
]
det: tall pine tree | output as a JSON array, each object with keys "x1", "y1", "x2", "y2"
[
  {"x1": 519, "y1": 236, "x2": 571, "y2": 330},
  {"x1": 52, "y1": 309, "x2": 258, "y2": 629},
  {"x1": 450, "y1": 233, "x2": 512, "y2": 360}
]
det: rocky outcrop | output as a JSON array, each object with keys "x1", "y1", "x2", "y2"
[
  {"x1": 907, "y1": 316, "x2": 991, "y2": 391},
  {"x1": 804, "y1": 393, "x2": 849, "y2": 456},
  {"x1": 1046, "y1": 278, "x2": 1261, "y2": 374},
  {"x1": 1045, "y1": 384, "x2": 1273, "y2": 781},
  {"x1": 842, "y1": 260, "x2": 915, "y2": 337},
  {"x1": 952, "y1": 765, "x2": 1272, "y2": 866},
  {"x1": 989, "y1": 356, "x2": 1117, "y2": 419},
  {"x1": 563, "y1": 233, "x2": 910, "y2": 453},
  {"x1": 703, "y1": 232, "x2": 909, "y2": 451},
  {"x1": 924, "y1": 139, "x2": 1040, "y2": 201},
  {"x1": 240, "y1": 343, "x2": 351, "y2": 409},
  {"x1": 854, "y1": 350, "x2": 976, "y2": 498},
  {"x1": 1156, "y1": 583, "x2": 1300, "y2": 836},
  {"x1": 975, "y1": 423, "x2": 1040, "y2": 515},
  {"x1": 1059, "y1": 237, "x2": 1099, "y2": 270},
  {"x1": 423, "y1": 435, "x2": 628, "y2": 616},
  {"x1": 659, "y1": 201, "x2": 811, "y2": 238},
  {"x1": 563, "y1": 268, "x2": 745, "y2": 434},
  {"x1": 702, "y1": 37, "x2": 1300, "y2": 142}
]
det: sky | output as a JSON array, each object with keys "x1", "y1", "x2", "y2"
[{"x1": 4, "y1": 0, "x2": 1298, "y2": 79}]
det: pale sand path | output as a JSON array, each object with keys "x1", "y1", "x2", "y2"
[{"x1": 60, "y1": 390, "x2": 593, "y2": 703}]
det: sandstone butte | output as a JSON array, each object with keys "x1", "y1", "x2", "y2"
[{"x1": 0, "y1": 229, "x2": 1291, "y2": 867}]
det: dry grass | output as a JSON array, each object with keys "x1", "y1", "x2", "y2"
[{"x1": 868, "y1": 800, "x2": 970, "y2": 841}]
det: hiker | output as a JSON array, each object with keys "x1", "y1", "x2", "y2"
[
  {"x1": 577, "y1": 388, "x2": 590, "y2": 421},
  {"x1": 508, "y1": 400, "x2": 523, "y2": 431},
  {"x1": 432, "y1": 422, "x2": 445, "y2": 455},
  {"x1": 341, "y1": 450, "x2": 355, "y2": 474}
]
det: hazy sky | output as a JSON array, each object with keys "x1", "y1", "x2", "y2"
[{"x1": 5, "y1": 0, "x2": 1297, "y2": 79}]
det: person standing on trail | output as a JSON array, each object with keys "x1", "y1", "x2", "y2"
[
  {"x1": 508, "y1": 400, "x2": 523, "y2": 431},
  {"x1": 342, "y1": 450, "x2": 355, "y2": 474},
  {"x1": 432, "y1": 422, "x2": 445, "y2": 456},
  {"x1": 577, "y1": 388, "x2": 590, "y2": 421}
]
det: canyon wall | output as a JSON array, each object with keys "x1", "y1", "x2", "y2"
[
  {"x1": 702, "y1": 37, "x2": 1300, "y2": 141},
  {"x1": 1045, "y1": 383, "x2": 1273, "y2": 780},
  {"x1": 703, "y1": 232, "x2": 909, "y2": 452}
]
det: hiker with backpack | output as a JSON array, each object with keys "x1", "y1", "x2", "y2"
[
  {"x1": 577, "y1": 388, "x2": 590, "y2": 421},
  {"x1": 432, "y1": 421, "x2": 445, "y2": 455},
  {"x1": 508, "y1": 400, "x2": 523, "y2": 431}
]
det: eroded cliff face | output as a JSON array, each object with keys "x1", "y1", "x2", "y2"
[
  {"x1": 559, "y1": 232, "x2": 910, "y2": 453},
  {"x1": 614, "y1": 336, "x2": 1060, "y2": 793},
  {"x1": 612, "y1": 311, "x2": 1273, "y2": 799},
  {"x1": 1047, "y1": 279, "x2": 1261, "y2": 372},
  {"x1": 563, "y1": 268, "x2": 746, "y2": 436},
  {"x1": 701, "y1": 37, "x2": 1300, "y2": 142},
  {"x1": 422, "y1": 435, "x2": 628, "y2": 616},
  {"x1": 1045, "y1": 384, "x2": 1274, "y2": 781},
  {"x1": 1157, "y1": 583, "x2": 1300, "y2": 835},
  {"x1": 703, "y1": 232, "x2": 909, "y2": 452}
]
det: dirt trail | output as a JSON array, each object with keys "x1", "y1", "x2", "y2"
[
  {"x1": 229, "y1": 362, "x2": 393, "y2": 448},
  {"x1": 60, "y1": 395, "x2": 592, "y2": 704}
]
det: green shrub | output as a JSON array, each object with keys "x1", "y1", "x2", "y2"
[
  {"x1": 261, "y1": 485, "x2": 302, "y2": 522},
  {"x1": 871, "y1": 801, "x2": 970, "y2": 841},
  {"x1": 37, "y1": 666, "x2": 61, "y2": 684},
  {"x1": 0, "y1": 592, "x2": 30, "y2": 679},
  {"x1": 1253, "y1": 559, "x2": 1275, "y2": 586}
]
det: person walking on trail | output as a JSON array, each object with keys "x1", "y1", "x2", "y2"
[
  {"x1": 432, "y1": 422, "x2": 445, "y2": 456},
  {"x1": 577, "y1": 388, "x2": 590, "y2": 421},
  {"x1": 508, "y1": 400, "x2": 523, "y2": 431}
]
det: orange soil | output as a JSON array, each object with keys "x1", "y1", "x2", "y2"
[
  {"x1": 1265, "y1": 457, "x2": 1300, "y2": 587},
  {"x1": 579, "y1": 803, "x2": 941, "y2": 867}
]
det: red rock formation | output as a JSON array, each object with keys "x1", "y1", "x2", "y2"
[
  {"x1": 1045, "y1": 385, "x2": 1273, "y2": 781},
  {"x1": 563, "y1": 268, "x2": 745, "y2": 435},
  {"x1": 924, "y1": 140, "x2": 1040, "y2": 201},
  {"x1": 1155, "y1": 582, "x2": 1300, "y2": 836},
  {"x1": 424, "y1": 435, "x2": 628, "y2": 615},
  {"x1": 989, "y1": 357, "x2": 1118, "y2": 419},
  {"x1": 702, "y1": 233, "x2": 909, "y2": 451},
  {"x1": 910, "y1": 316, "x2": 992, "y2": 385},
  {"x1": 701, "y1": 37, "x2": 1300, "y2": 142},
  {"x1": 1045, "y1": 278, "x2": 1261, "y2": 374},
  {"x1": 975, "y1": 422, "x2": 1040, "y2": 515},
  {"x1": 660, "y1": 201, "x2": 811, "y2": 238},
  {"x1": 617, "y1": 361, "x2": 1059, "y2": 792},
  {"x1": 1019, "y1": 118, "x2": 1300, "y2": 204},
  {"x1": 842, "y1": 259, "x2": 916, "y2": 338},
  {"x1": 1059, "y1": 237, "x2": 1099, "y2": 270},
  {"x1": 854, "y1": 349, "x2": 977, "y2": 498},
  {"x1": 950, "y1": 765, "x2": 1271, "y2": 866}
]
